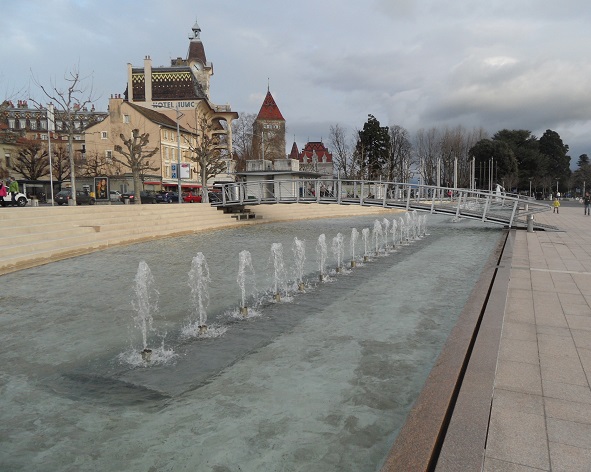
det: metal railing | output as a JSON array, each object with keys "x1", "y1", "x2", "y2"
[{"x1": 214, "y1": 179, "x2": 554, "y2": 230}]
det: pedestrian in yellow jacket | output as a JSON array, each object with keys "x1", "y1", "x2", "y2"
[{"x1": 553, "y1": 198, "x2": 560, "y2": 214}]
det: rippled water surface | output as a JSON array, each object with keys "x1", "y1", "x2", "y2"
[{"x1": 0, "y1": 213, "x2": 501, "y2": 471}]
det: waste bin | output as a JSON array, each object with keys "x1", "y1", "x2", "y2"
[{"x1": 124, "y1": 197, "x2": 130, "y2": 205}]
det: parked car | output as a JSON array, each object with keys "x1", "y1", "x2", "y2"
[
  {"x1": 208, "y1": 191, "x2": 222, "y2": 203},
  {"x1": 1, "y1": 192, "x2": 29, "y2": 207},
  {"x1": 54, "y1": 189, "x2": 95, "y2": 205},
  {"x1": 156, "y1": 191, "x2": 180, "y2": 203},
  {"x1": 109, "y1": 190, "x2": 122, "y2": 202},
  {"x1": 119, "y1": 191, "x2": 157, "y2": 204},
  {"x1": 183, "y1": 192, "x2": 202, "y2": 203}
]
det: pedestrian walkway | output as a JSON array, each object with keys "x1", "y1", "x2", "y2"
[
  {"x1": 381, "y1": 202, "x2": 591, "y2": 471},
  {"x1": 483, "y1": 204, "x2": 591, "y2": 471}
]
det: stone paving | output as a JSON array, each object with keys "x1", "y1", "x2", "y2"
[{"x1": 484, "y1": 203, "x2": 591, "y2": 471}]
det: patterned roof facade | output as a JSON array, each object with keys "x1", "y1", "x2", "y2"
[
  {"x1": 131, "y1": 68, "x2": 206, "y2": 102},
  {"x1": 298, "y1": 141, "x2": 333, "y2": 163}
]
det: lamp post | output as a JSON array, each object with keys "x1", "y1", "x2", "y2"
[
  {"x1": 529, "y1": 178, "x2": 532, "y2": 198},
  {"x1": 47, "y1": 104, "x2": 55, "y2": 206},
  {"x1": 175, "y1": 105, "x2": 184, "y2": 203}
]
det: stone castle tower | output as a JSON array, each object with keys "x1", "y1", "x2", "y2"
[{"x1": 252, "y1": 89, "x2": 286, "y2": 161}]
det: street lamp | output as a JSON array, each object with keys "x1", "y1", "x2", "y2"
[
  {"x1": 175, "y1": 105, "x2": 184, "y2": 203},
  {"x1": 529, "y1": 178, "x2": 532, "y2": 198}
]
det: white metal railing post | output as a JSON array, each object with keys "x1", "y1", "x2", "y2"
[
  {"x1": 406, "y1": 184, "x2": 411, "y2": 210},
  {"x1": 337, "y1": 179, "x2": 342, "y2": 204},
  {"x1": 482, "y1": 195, "x2": 490, "y2": 222},
  {"x1": 360, "y1": 182, "x2": 365, "y2": 205},
  {"x1": 430, "y1": 185, "x2": 436, "y2": 213},
  {"x1": 509, "y1": 200, "x2": 518, "y2": 228},
  {"x1": 455, "y1": 192, "x2": 463, "y2": 218}
]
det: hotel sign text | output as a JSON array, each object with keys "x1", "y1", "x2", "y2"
[{"x1": 151, "y1": 101, "x2": 196, "y2": 109}]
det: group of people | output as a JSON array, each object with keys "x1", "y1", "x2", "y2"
[
  {"x1": 552, "y1": 192, "x2": 591, "y2": 215},
  {"x1": 0, "y1": 177, "x2": 19, "y2": 206}
]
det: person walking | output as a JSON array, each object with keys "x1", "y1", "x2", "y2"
[
  {"x1": 0, "y1": 179, "x2": 7, "y2": 207},
  {"x1": 553, "y1": 197, "x2": 560, "y2": 214},
  {"x1": 8, "y1": 177, "x2": 19, "y2": 205},
  {"x1": 585, "y1": 193, "x2": 591, "y2": 216}
]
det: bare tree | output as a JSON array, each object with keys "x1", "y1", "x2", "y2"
[
  {"x1": 329, "y1": 124, "x2": 356, "y2": 178},
  {"x1": 31, "y1": 64, "x2": 97, "y2": 203},
  {"x1": 414, "y1": 127, "x2": 440, "y2": 185},
  {"x1": 50, "y1": 143, "x2": 72, "y2": 183},
  {"x1": 13, "y1": 141, "x2": 49, "y2": 180},
  {"x1": 387, "y1": 125, "x2": 413, "y2": 182},
  {"x1": 113, "y1": 129, "x2": 159, "y2": 204},
  {"x1": 79, "y1": 150, "x2": 113, "y2": 177},
  {"x1": 231, "y1": 112, "x2": 256, "y2": 172},
  {"x1": 186, "y1": 113, "x2": 226, "y2": 202}
]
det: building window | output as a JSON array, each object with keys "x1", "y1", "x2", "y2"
[
  {"x1": 123, "y1": 115, "x2": 130, "y2": 124},
  {"x1": 106, "y1": 150, "x2": 113, "y2": 158},
  {"x1": 19, "y1": 118, "x2": 26, "y2": 129},
  {"x1": 165, "y1": 165, "x2": 170, "y2": 178},
  {"x1": 40, "y1": 121, "x2": 47, "y2": 130},
  {"x1": 41, "y1": 134, "x2": 48, "y2": 141},
  {"x1": 8, "y1": 119, "x2": 15, "y2": 129},
  {"x1": 101, "y1": 131, "x2": 108, "y2": 139},
  {"x1": 56, "y1": 120, "x2": 63, "y2": 130},
  {"x1": 5, "y1": 153, "x2": 11, "y2": 169}
]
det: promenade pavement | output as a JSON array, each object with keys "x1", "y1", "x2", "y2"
[{"x1": 484, "y1": 202, "x2": 591, "y2": 471}]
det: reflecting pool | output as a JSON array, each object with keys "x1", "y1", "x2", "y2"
[{"x1": 0, "y1": 213, "x2": 500, "y2": 471}]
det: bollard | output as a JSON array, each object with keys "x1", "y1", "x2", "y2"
[{"x1": 527, "y1": 214, "x2": 534, "y2": 233}]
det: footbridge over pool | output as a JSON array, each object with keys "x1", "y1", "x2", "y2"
[{"x1": 213, "y1": 179, "x2": 556, "y2": 231}]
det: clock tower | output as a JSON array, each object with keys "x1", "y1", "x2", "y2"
[{"x1": 187, "y1": 20, "x2": 213, "y2": 100}]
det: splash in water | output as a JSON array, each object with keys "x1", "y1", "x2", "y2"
[
  {"x1": 382, "y1": 218, "x2": 390, "y2": 249},
  {"x1": 331, "y1": 232, "x2": 344, "y2": 272},
  {"x1": 120, "y1": 261, "x2": 175, "y2": 366},
  {"x1": 132, "y1": 260, "x2": 158, "y2": 351},
  {"x1": 361, "y1": 228, "x2": 370, "y2": 259},
  {"x1": 372, "y1": 219, "x2": 383, "y2": 255},
  {"x1": 237, "y1": 250, "x2": 257, "y2": 308},
  {"x1": 350, "y1": 228, "x2": 359, "y2": 262},
  {"x1": 316, "y1": 234, "x2": 328, "y2": 279},
  {"x1": 270, "y1": 242, "x2": 289, "y2": 300},
  {"x1": 292, "y1": 237, "x2": 306, "y2": 288}
]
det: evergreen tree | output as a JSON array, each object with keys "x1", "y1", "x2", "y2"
[{"x1": 354, "y1": 114, "x2": 390, "y2": 180}]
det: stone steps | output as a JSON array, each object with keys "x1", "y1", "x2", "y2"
[
  {"x1": 0, "y1": 204, "x2": 241, "y2": 274},
  {"x1": 0, "y1": 203, "x2": 401, "y2": 275}
]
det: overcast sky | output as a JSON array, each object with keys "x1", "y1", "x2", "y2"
[{"x1": 2, "y1": 0, "x2": 590, "y2": 166}]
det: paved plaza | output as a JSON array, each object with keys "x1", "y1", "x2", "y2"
[{"x1": 484, "y1": 202, "x2": 591, "y2": 471}]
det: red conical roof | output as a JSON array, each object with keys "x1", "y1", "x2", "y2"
[{"x1": 256, "y1": 91, "x2": 285, "y2": 121}]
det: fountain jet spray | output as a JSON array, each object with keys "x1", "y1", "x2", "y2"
[
  {"x1": 188, "y1": 252, "x2": 210, "y2": 334},
  {"x1": 361, "y1": 228, "x2": 370, "y2": 262},
  {"x1": 332, "y1": 233, "x2": 344, "y2": 273},
  {"x1": 316, "y1": 234, "x2": 328, "y2": 281},
  {"x1": 237, "y1": 250, "x2": 256, "y2": 316},
  {"x1": 350, "y1": 228, "x2": 359, "y2": 267},
  {"x1": 132, "y1": 260, "x2": 158, "y2": 361},
  {"x1": 292, "y1": 237, "x2": 306, "y2": 291},
  {"x1": 270, "y1": 243, "x2": 287, "y2": 301}
]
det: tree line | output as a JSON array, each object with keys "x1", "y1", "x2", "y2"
[{"x1": 328, "y1": 114, "x2": 575, "y2": 195}]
